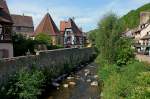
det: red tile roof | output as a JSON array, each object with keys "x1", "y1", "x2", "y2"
[
  {"x1": 60, "y1": 18, "x2": 83, "y2": 36},
  {"x1": 11, "y1": 14, "x2": 34, "y2": 28},
  {"x1": 34, "y1": 13, "x2": 60, "y2": 36},
  {"x1": 0, "y1": 0, "x2": 12, "y2": 24},
  {"x1": 60, "y1": 21, "x2": 71, "y2": 32}
]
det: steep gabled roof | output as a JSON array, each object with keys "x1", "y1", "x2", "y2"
[
  {"x1": 69, "y1": 18, "x2": 82, "y2": 36},
  {"x1": 60, "y1": 18, "x2": 83, "y2": 36},
  {"x1": 60, "y1": 21, "x2": 71, "y2": 32},
  {"x1": 11, "y1": 14, "x2": 34, "y2": 28},
  {"x1": 0, "y1": 0, "x2": 12, "y2": 24},
  {"x1": 34, "y1": 13, "x2": 59, "y2": 36}
]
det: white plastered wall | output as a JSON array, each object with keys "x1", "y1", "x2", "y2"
[{"x1": 0, "y1": 43, "x2": 13, "y2": 58}]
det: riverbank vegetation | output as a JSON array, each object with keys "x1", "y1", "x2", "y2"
[
  {"x1": 0, "y1": 64, "x2": 68, "y2": 99},
  {"x1": 12, "y1": 33, "x2": 63, "y2": 57},
  {"x1": 89, "y1": 13, "x2": 150, "y2": 98}
]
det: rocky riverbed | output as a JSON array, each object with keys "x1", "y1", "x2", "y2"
[{"x1": 45, "y1": 63, "x2": 100, "y2": 99}]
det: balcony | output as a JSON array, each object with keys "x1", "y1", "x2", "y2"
[{"x1": 0, "y1": 26, "x2": 12, "y2": 43}]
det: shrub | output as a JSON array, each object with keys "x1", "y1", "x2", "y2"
[
  {"x1": 47, "y1": 44, "x2": 63, "y2": 50},
  {"x1": 98, "y1": 63, "x2": 117, "y2": 81},
  {"x1": 128, "y1": 72, "x2": 150, "y2": 99},
  {"x1": 6, "y1": 67, "x2": 45, "y2": 99},
  {"x1": 35, "y1": 33, "x2": 52, "y2": 45},
  {"x1": 115, "y1": 38, "x2": 135, "y2": 66},
  {"x1": 99, "y1": 61, "x2": 150, "y2": 99},
  {"x1": 12, "y1": 33, "x2": 38, "y2": 56}
]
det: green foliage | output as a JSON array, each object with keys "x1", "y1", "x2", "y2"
[
  {"x1": 12, "y1": 33, "x2": 37, "y2": 56},
  {"x1": 12, "y1": 33, "x2": 62, "y2": 57},
  {"x1": 99, "y1": 61, "x2": 150, "y2": 99},
  {"x1": 98, "y1": 63, "x2": 117, "y2": 81},
  {"x1": 128, "y1": 72, "x2": 150, "y2": 99},
  {"x1": 120, "y1": 3, "x2": 150, "y2": 29},
  {"x1": 95, "y1": 10, "x2": 149, "y2": 99},
  {"x1": 88, "y1": 29, "x2": 98, "y2": 45},
  {"x1": 6, "y1": 67, "x2": 45, "y2": 99},
  {"x1": 115, "y1": 38, "x2": 135, "y2": 66},
  {"x1": 95, "y1": 13, "x2": 121, "y2": 63},
  {"x1": 47, "y1": 44, "x2": 63, "y2": 50},
  {"x1": 35, "y1": 33, "x2": 52, "y2": 45},
  {"x1": 95, "y1": 13, "x2": 134, "y2": 65}
]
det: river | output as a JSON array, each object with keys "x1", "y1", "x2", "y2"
[{"x1": 44, "y1": 63, "x2": 100, "y2": 99}]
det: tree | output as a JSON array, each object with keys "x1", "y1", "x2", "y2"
[
  {"x1": 95, "y1": 13, "x2": 134, "y2": 65},
  {"x1": 88, "y1": 29, "x2": 98, "y2": 46},
  {"x1": 96, "y1": 13, "x2": 123, "y2": 63},
  {"x1": 12, "y1": 33, "x2": 37, "y2": 56},
  {"x1": 35, "y1": 33, "x2": 52, "y2": 45}
]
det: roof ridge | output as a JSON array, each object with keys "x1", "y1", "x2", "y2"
[
  {"x1": 34, "y1": 13, "x2": 59, "y2": 36},
  {"x1": 11, "y1": 14, "x2": 32, "y2": 18},
  {"x1": 47, "y1": 13, "x2": 55, "y2": 34}
]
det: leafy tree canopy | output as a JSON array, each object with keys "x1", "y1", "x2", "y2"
[{"x1": 35, "y1": 33, "x2": 52, "y2": 45}]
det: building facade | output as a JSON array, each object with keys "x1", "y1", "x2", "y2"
[
  {"x1": 11, "y1": 14, "x2": 34, "y2": 37},
  {"x1": 60, "y1": 18, "x2": 84, "y2": 48},
  {"x1": 122, "y1": 11, "x2": 150, "y2": 55},
  {"x1": 0, "y1": 0, "x2": 13, "y2": 58}
]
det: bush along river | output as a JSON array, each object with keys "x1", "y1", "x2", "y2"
[{"x1": 42, "y1": 63, "x2": 101, "y2": 99}]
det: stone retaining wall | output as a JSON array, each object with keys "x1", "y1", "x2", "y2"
[{"x1": 0, "y1": 48, "x2": 95, "y2": 85}]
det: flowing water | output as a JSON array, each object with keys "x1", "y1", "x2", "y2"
[{"x1": 45, "y1": 63, "x2": 100, "y2": 99}]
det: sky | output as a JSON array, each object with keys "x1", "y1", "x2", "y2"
[{"x1": 7, "y1": 0, "x2": 150, "y2": 32}]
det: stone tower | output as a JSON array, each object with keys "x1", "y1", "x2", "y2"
[{"x1": 140, "y1": 11, "x2": 150, "y2": 25}]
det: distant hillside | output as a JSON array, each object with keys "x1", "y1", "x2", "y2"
[
  {"x1": 88, "y1": 3, "x2": 150, "y2": 40},
  {"x1": 120, "y1": 3, "x2": 150, "y2": 29}
]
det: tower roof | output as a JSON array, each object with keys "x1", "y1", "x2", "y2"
[{"x1": 34, "y1": 13, "x2": 59, "y2": 36}]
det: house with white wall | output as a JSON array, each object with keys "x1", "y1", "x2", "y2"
[{"x1": 0, "y1": 0, "x2": 13, "y2": 58}]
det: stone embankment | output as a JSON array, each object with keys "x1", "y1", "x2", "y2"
[{"x1": 0, "y1": 48, "x2": 95, "y2": 86}]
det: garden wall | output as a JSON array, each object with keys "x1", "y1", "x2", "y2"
[{"x1": 0, "y1": 48, "x2": 95, "y2": 85}]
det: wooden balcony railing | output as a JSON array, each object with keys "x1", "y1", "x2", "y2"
[{"x1": 0, "y1": 25, "x2": 12, "y2": 43}]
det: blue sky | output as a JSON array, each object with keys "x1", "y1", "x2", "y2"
[{"x1": 7, "y1": 0, "x2": 150, "y2": 32}]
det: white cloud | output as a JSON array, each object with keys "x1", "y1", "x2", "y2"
[{"x1": 7, "y1": 0, "x2": 150, "y2": 32}]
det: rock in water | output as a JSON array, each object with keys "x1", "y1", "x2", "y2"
[
  {"x1": 67, "y1": 76, "x2": 74, "y2": 80},
  {"x1": 57, "y1": 87, "x2": 60, "y2": 90},
  {"x1": 91, "y1": 81, "x2": 98, "y2": 86},
  {"x1": 94, "y1": 75, "x2": 98, "y2": 79},
  {"x1": 84, "y1": 69, "x2": 90, "y2": 72},
  {"x1": 85, "y1": 72, "x2": 88, "y2": 76},
  {"x1": 63, "y1": 84, "x2": 69, "y2": 88},
  {"x1": 52, "y1": 82, "x2": 60, "y2": 87},
  {"x1": 69, "y1": 82, "x2": 76, "y2": 86},
  {"x1": 86, "y1": 79, "x2": 91, "y2": 83}
]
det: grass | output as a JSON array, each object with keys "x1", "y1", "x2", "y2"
[{"x1": 98, "y1": 60, "x2": 150, "y2": 99}]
